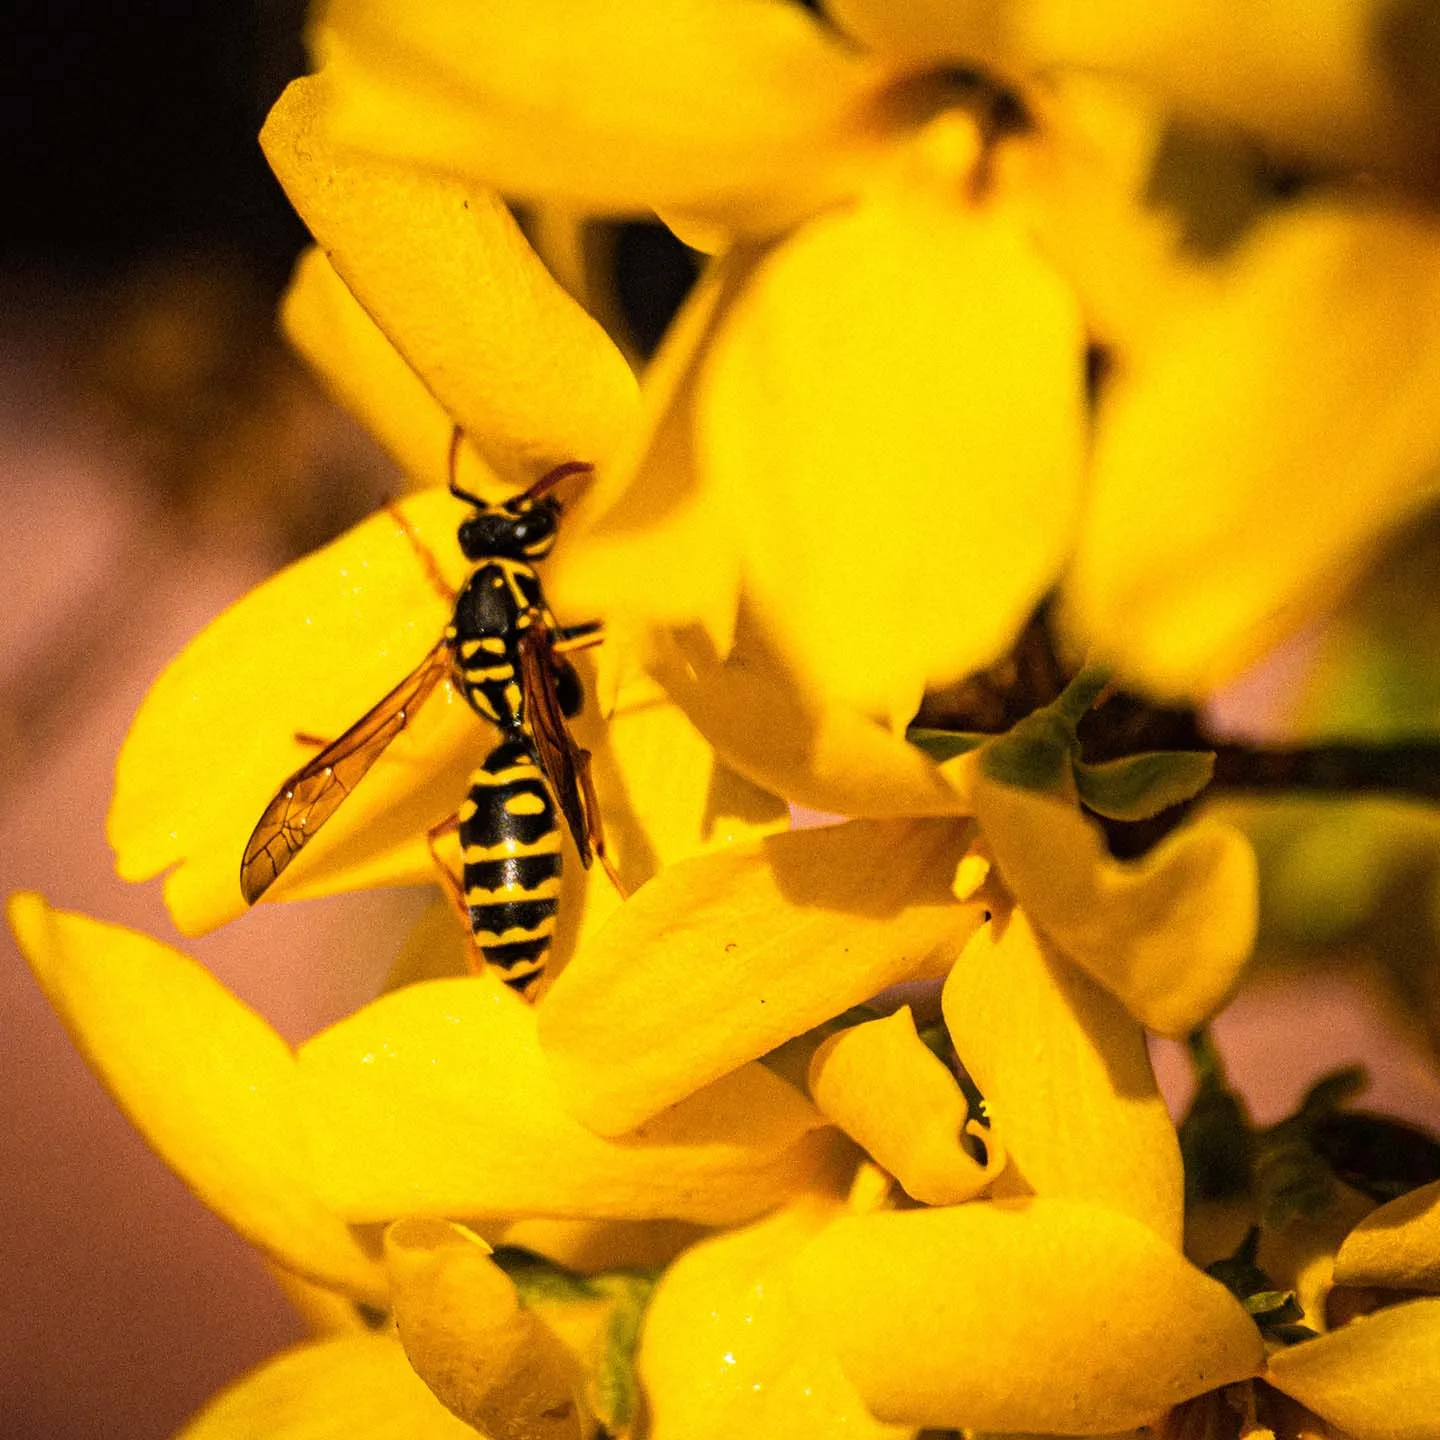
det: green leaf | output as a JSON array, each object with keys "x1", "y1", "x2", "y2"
[
  {"x1": 905, "y1": 727, "x2": 988, "y2": 763},
  {"x1": 980, "y1": 710, "x2": 1075, "y2": 792},
  {"x1": 490, "y1": 1246, "x2": 599, "y2": 1304},
  {"x1": 1052, "y1": 665, "x2": 1111, "y2": 725},
  {"x1": 590, "y1": 1272, "x2": 657, "y2": 1433},
  {"x1": 1073, "y1": 749, "x2": 1216, "y2": 821}
]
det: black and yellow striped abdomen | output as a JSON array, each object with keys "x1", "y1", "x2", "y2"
[{"x1": 460, "y1": 735, "x2": 562, "y2": 994}]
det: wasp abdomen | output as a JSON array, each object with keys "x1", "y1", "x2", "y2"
[{"x1": 460, "y1": 735, "x2": 562, "y2": 993}]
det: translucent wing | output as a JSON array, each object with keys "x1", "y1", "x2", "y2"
[
  {"x1": 517, "y1": 621, "x2": 597, "y2": 869},
  {"x1": 240, "y1": 640, "x2": 453, "y2": 903}
]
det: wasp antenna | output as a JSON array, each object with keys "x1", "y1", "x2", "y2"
[
  {"x1": 527, "y1": 460, "x2": 594, "y2": 504},
  {"x1": 447, "y1": 424, "x2": 488, "y2": 507}
]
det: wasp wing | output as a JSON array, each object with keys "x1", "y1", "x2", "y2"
[
  {"x1": 517, "y1": 621, "x2": 597, "y2": 869},
  {"x1": 240, "y1": 640, "x2": 453, "y2": 904}
]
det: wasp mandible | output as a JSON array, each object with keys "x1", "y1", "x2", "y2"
[{"x1": 240, "y1": 430, "x2": 611, "y2": 995}]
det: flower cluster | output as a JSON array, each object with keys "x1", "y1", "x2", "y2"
[{"x1": 13, "y1": 2, "x2": 1440, "y2": 1437}]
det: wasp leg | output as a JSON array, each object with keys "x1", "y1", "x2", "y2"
[
  {"x1": 383, "y1": 498, "x2": 457, "y2": 604},
  {"x1": 426, "y1": 813, "x2": 484, "y2": 973},
  {"x1": 553, "y1": 619, "x2": 604, "y2": 650}
]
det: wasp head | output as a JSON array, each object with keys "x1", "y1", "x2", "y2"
[{"x1": 457, "y1": 495, "x2": 561, "y2": 562}]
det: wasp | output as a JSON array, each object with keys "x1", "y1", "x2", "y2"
[{"x1": 240, "y1": 430, "x2": 611, "y2": 996}]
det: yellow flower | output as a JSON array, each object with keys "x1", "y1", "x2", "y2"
[
  {"x1": 1258, "y1": 1179, "x2": 1440, "y2": 1440},
  {"x1": 107, "y1": 118, "x2": 786, "y2": 945},
  {"x1": 286, "y1": 0, "x2": 1083, "y2": 815},
  {"x1": 1263, "y1": 1174, "x2": 1440, "y2": 1437},
  {"x1": 8, "y1": 893, "x2": 843, "y2": 1437},
  {"x1": 538, "y1": 682, "x2": 1255, "y2": 1134},
  {"x1": 301, "y1": 0, "x2": 1440, "y2": 816}
]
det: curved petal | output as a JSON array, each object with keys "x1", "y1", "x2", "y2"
[
  {"x1": 262, "y1": 72, "x2": 637, "y2": 487},
  {"x1": 281, "y1": 246, "x2": 473, "y2": 491},
  {"x1": 645, "y1": 621, "x2": 980, "y2": 817},
  {"x1": 316, "y1": 0, "x2": 896, "y2": 234},
  {"x1": 829, "y1": 0, "x2": 1440, "y2": 182},
  {"x1": 109, "y1": 489, "x2": 475, "y2": 934},
  {"x1": 791, "y1": 1197, "x2": 1264, "y2": 1433},
  {"x1": 808, "y1": 1006, "x2": 1004, "y2": 1206},
  {"x1": 175, "y1": 1335, "x2": 477, "y2": 1440},
  {"x1": 976, "y1": 777, "x2": 1258, "y2": 1035},
  {"x1": 699, "y1": 187, "x2": 1086, "y2": 719},
  {"x1": 1065, "y1": 199, "x2": 1440, "y2": 699},
  {"x1": 943, "y1": 908, "x2": 1183, "y2": 1243},
  {"x1": 296, "y1": 972, "x2": 840, "y2": 1225},
  {"x1": 560, "y1": 661, "x2": 790, "y2": 953},
  {"x1": 385, "y1": 1219, "x2": 587, "y2": 1440},
  {"x1": 1335, "y1": 1178, "x2": 1440, "y2": 1292},
  {"x1": 1267, "y1": 1297, "x2": 1440, "y2": 1440},
  {"x1": 7, "y1": 896, "x2": 385, "y2": 1303},
  {"x1": 539, "y1": 817, "x2": 985, "y2": 1135},
  {"x1": 640, "y1": 1197, "x2": 910, "y2": 1440}
]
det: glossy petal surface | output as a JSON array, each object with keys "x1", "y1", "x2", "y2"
[
  {"x1": 976, "y1": 777, "x2": 1257, "y2": 1035},
  {"x1": 296, "y1": 972, "x2": 837, "y2": 1223},
  {"x1": 793, "y1": 1197, "x2": 1264, "y2": 1433},
  {"x1": 540, "y1": 817, "x2": 984, "y2": 1134},
  {"x1": 263, "y1": 72, "x2": 637, "y2": 486},
  {"x1": 1267, "y1": 1297, "x2": 1440, "y2": 1440},
  {"x1": 944, "y1": 908, "x2": 1183, "y2": 1242},
  {"x1": 8, "y1": 896, "x2": 385, "y2": 1301},
  {"x1": 641, "y1": 1196, "x2": 910, "y2": 1440},
  {"x1": 175, "y1": 1335, "x2": 477, "y2": 1440}
]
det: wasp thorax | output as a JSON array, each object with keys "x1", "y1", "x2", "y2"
[{"x1": 458, "y1": 499, "x2": 560, "y2": 562}]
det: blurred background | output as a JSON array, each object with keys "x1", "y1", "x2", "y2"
[
  {"x1": 0, "y1": 5, "x2": 428, "y2": 1437},
  {"x1": 3, "y1": 5, "x2": 1440, "y2": 1439}
]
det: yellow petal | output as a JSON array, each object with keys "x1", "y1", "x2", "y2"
[
  {"x1": 1267, "y1": 1297, "x2": 1440, "y2": 1440},
  {"x1": 497, "y1": 1217, "x2": 707, "y2": 1275},
  {"x1": 262, "y1": 72, "x2": 637, "y2": 487},
  {"x1": 1334, "y1": 1179, "x2": 1440, "y2": 1292},
  {"x1": 976, "y1": 776, "x2": 1257, "y2": 1035},
  {"x1": 645, "y1": 620, "x2": 980, "y2": 818},
  {"x1": 943, "y1": 908, "x2": 1183, "y2": 1242},
  {"x1": 1066, "y1": 199, "x2": 1440, "y2": 699},
  {"x1": 281, "y1": 246, "x2": 474, "y2": 490},
  {"x1": 808, "y1": 1006, "x2": 1004, "y2": 1206},
  {"x1": 561, "y1": 659, "x2": 789, "y2": 952},
  {"x1": 7, "y1": 896, "x2": 385, "y2": 1303},
  {"x1": 539, "y1": 817, "x2": 985, "y2": 1134},
  {"x1": 175, "y1": 1335, "x2": 477, "y2": 1440},
  {"x1": 296, "y1": 972, "x2": 837, "y2": 1224},
  {"x1": 640, "y1": 1196, "x2": 910, "y2": 1440},
  {"x1": 831, "y1": 0, "x2": 1440, "y2": 182},
  {"x1": 547, "y1": 244, "x2": 757, "y2": 655},
  {"x1": 995, "y1": 74, "x2": 1225, "y2": 364},
  {"x1": 793, "y1": 1197, "x2": 1264, "y2": 1433},
  {"x1": 699, "y1": 187, "x2": 1086, "y2": 719},
  {"x1": 316, "y1": 0, "x2": 894, "y2": 234},
  {"x1": 385, "y1": 1218, "x2": 586, "y2": 1440},
  {"x1": 109, "y1": 489, "x2": 476, "y2": 934}
]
